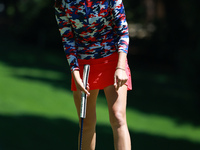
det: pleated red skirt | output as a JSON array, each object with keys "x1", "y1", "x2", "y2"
[{"x1": 71, "y1": 52, "x2": 132, "y2": 91}]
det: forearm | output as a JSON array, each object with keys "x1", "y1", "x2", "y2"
[
  {"x1": 117, "y1": 52, "x2": 127, "y2": 69},
  {"x1": 72, "y1": 70, "x2": 81, "y2": 81}
]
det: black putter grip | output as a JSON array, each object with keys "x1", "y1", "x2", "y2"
[{"x1": 80, "y1": 64, "x2": 90, "y2": 118}]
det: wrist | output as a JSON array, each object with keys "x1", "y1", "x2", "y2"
[
  {"x1": 117, "y1": 52, "x2": 126, "y2": 70},
  {"x1": 116, "y1": 67, "x2": 126, "y2": 71}
]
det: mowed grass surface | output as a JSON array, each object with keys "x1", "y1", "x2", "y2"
[{"x1": 0, "y1": 41, "x2": 200, "y2": 150}]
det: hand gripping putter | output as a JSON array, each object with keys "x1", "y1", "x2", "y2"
[{"x1": 79, "y1": 64, "x2": 90, "y2": 150}]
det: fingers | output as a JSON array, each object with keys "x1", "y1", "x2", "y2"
[
  {"x1": 80, "y1": 82, "x2": 90, "y2": 97},
  {"x1": 82, "y1": 87, "x2": 90, "y2": 97},
  {"x1": 114, "y1": 76, "x2": 122, "y2": 90},
  {"x1": 114, "y1": 76, "x2": 125, "y2": 90},
  {"x1": 86, "y1": 83, "x2": 90, "y2": 91},
  {"x1": 114, "y1": 75, "x2": 117, "y2": 89},
  {"x1": 114, "y1": 71, "x2": 128, "y2": 91},
  {"x1": 76, "y1": 80, "x2": 90, "y2": 96},
  {"x1": 121, "y1": 79, "x2": 128, "y2": 86},
  {"x1": 72, "y1": 70, "x2": 90, "y2": 96},
  {"x1": 85, "y1": 83, "x2": 90, "y2": 97},
  {"x1": 117, "y1": 77, "x2": 121, "y2": 90},
  {"x1": 115, "y1": 78, "x2": 127, "y2": 90}
]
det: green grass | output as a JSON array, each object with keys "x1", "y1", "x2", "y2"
[
  {"x1": 0, "y1": 41, "x2": 200, "y2": 150},
  {"x1": 0, "y1": 63, "x2": 73, "y2": 118}
]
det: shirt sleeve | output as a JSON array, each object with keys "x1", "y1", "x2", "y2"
[
  {"x1": 110, "y1": 0, "x2": 129, "y2": 54},
  {"x1": 55, "y1": 1, "x2": 79, "y2": 72}
]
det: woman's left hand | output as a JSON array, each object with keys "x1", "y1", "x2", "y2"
[{"x1": 114, "y1": 68, "x2": 128, "y2": 90}]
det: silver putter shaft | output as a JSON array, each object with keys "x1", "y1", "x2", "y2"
[{"x1": 80, "y1": 64, "x2": 90, "y2": 118}]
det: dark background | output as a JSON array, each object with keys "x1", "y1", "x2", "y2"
[{"x1": 0, "y1": 0, "x2": 199, "y2": 149}]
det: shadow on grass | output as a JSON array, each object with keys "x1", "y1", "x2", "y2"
[
  {"x1": 127, "y1": 54, "x2": 200, "y2": 126},
  {"x1": 0, "y1": 115, "x2": 200, "y2": 150}
]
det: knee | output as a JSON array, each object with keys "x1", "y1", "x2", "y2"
[{"x1": 109, "y1": 110, "x2": 126, "y2": 129}]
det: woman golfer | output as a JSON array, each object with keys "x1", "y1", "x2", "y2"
[{"x1": 55, "y1": 0, "x2": 132, "y2": 149}]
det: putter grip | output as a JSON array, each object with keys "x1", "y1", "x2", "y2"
[{"x1": 80, "y1": 64, "x2": 90, "y2": 118}]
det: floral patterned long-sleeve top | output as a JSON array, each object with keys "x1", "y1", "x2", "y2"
[{"x1": 55, "y1": 0, "x2": 129, "y2": 71}]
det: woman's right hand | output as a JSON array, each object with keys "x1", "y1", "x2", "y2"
[{"x1": 72, "y1": 70, "x2": 90, "y2": 96}]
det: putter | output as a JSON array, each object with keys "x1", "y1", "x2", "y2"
[{"x1": 79, "y1": 64, "x2": 90, "y2": 150}]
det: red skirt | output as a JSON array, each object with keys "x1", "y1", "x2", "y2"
[{"x1": 71, "y1": 52, "x2": 132, "y2": 91}]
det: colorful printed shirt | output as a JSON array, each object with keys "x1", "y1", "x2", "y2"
[{"x1": 55, "y1": 0, "x2": 129, "y2": 71}]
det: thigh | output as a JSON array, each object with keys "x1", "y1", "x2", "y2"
[
  {"x1": 104, "y1": 85, "x2": 128, "y2": 123},
  {"x1": 73, "y1": 89, "x2": 99, "y2": 123}
]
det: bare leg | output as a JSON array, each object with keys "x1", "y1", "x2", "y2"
[
  {"x1": 73, "y1": 89, "x2": 99, "y2": 150},
  {"x1": 104, "y1": 85, "x2": 131, "y2": 150}
]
